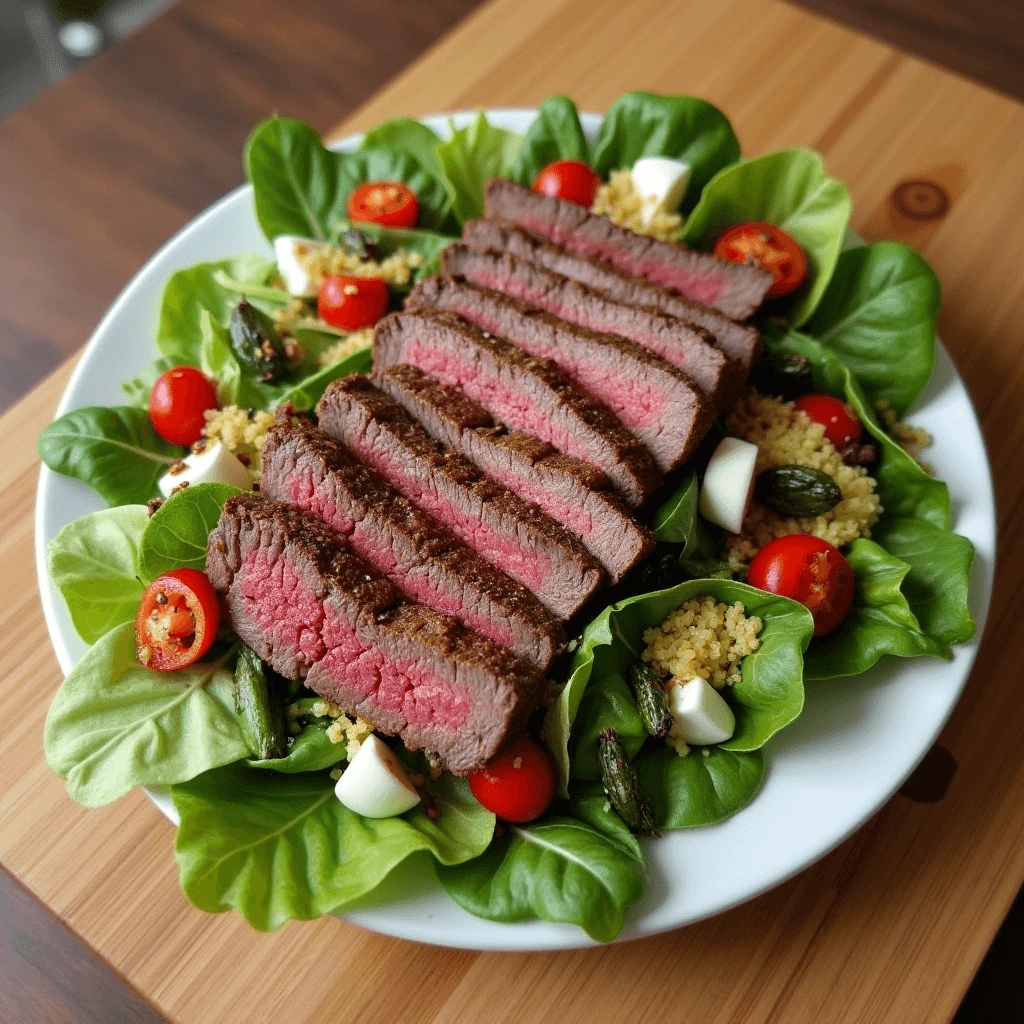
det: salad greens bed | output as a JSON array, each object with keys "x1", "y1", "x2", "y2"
[{"x1": 38, "y1": 91, "x2": 975, "y2": 942}]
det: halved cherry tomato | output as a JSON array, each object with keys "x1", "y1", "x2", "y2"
[
  {"x1": 149, "y1": 366, "x2": 217, "y2": 446},
  {"x1": 347, "y1": 181, "x2": 419, "y2": 228},
  {"x1": 469, "y1": 738, "x2": 555, "y2": 822},
  {"x1": 714, "y1": 221, "x2": 808, "y2": 299},
  {"x1": 793, "y1": 393, "x2": 863, "y2": 447},
  {"x1": 533, "y1": 159, "x2": 602, "y2": 208},
  {"x1": 135, "y1": 568, "x2": 221, "y2": 671},
  {"x1": 318, "y1": 275, "x2": 390, "y2": 330},
  {"x1": 748, "y1": 535, "x2": 855, "y2": 637}
]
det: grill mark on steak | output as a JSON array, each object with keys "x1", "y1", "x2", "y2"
[
  {"x1": 484, "y1": 178, "x2": 773, "y2": 320},
  {"x1": 376, "y1": 364, "x2": 654, "y2": 584},
  {"x1": 441, "y1": 244, "x2": 740, "y2": 410},
  {"x1": 464, "y1": 218, "x2": 762, "y2": 375},
  {"x1": 206, "y1": 493, "x2": 543, "y2": 774},
  {"x1": 317, "y1": 374, "x2": 604, "y2": 618},
  {"x1": 372, "y1": 309, "x2": 661, "y2": 507},
  {"x1": 406, "y1": 274, "x2": 712, "y2": 473},
  {"x1": 259, "y1": 416, "x2": 562, "y2": 670}
]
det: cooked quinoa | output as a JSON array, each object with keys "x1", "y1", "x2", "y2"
[
  {"x1": 643, "y1": 597, "x2": 762, "y2": 689},
  {"x1": 591, "y1": 170, "x2": 683, "y2": 242},
  {"x1": 290, "y1": 699, "x2": 375, "y2": 758},
  {"x1": 296, "y1": 244, "x2": 424, "y2": 289},
  {"x1": 875, "y1": 399, "x2": 934, "y2": 473},
  {"x1": 316, "y1": 327, "x2": 374, "y2": 368},
  {"x1": 723, "y1": 392, "x2": 882, "y2": 568},
  {"x1": 202, "y1": 405, "x2": 275, "y2": 478}
]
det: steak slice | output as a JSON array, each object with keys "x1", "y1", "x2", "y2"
[
  {"x1": 259, "y1": 417, "x2": 562, "y2": 670},
  {"x1": 317, "y1": 375, "x2": 604, "y2": 618},
  {"x1": 464, "y1": 218, "x2": 761, "y2": 375},
  {"x1": 407, "y1": 275, "x2": 712, "y2": 472},
  {"x1": 376, "y1": 364, "x2": 653, "y2": 584},
  {"x1": 207, "y1": 493, "x2": 542, "y2": 775},
  {"x1": 484, "y1": 178, "x2": 773, "y2": 319},
  {"x1": 441, "y1": 245, "x2": 739, "y2": 409},
  {"x1": 373, "y1": 309, "x2": 661, "y2": 507}
]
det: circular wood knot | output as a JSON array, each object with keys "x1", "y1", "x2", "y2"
[{"x1": 892, "y1": 179, "x2": 950, "y2": 221}]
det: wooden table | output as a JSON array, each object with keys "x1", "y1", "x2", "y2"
[{"x1": 2, "y1": 0, "x2": 1023, "y2": 1020}]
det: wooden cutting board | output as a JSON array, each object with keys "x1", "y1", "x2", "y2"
[{"x1": 2, "y1": 0, "x2": 1023, "y2": 1020}]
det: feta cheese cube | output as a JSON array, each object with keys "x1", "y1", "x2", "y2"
[
  {"x1": 158, "y1": 441, "x2": 251, "y2": 497},
  {"x1": 631, "y1": 156, "x2": 692, "y2": 224},
  {"x1": 699, "y1": 436, "x2": 759, "y2": 533},
  {"x1": 668, "y1": 676, "x2": 736, "y2": 746},
  {"x1": 334, "y1": 734, "x2": 421, "y2": 818},
  {"x1": 274, "y1": 235, "x2": 330, "y2": 297}
]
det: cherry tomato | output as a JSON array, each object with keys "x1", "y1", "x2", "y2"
[
  {"x1": 318, "y1": 275, "x2": 390, "y2": 330},
  {"x1": 149, "y1": 367, "x2": 217, "y2": 446},
  {"x1": 793, "y1": 393, "x2": 863, "y2": 447},
  {"x1": 469, "y1": 738, "x2": 555, "y2": 822},
  {"x1": 713, "y1": 221, "x2": 808, "y2": 299},
  {"x1": 748, "y1": 535, "x2": 855, "y2": 637},
  {"x1": 347, "y1": 181, "x2": 419, "y2": 228},
  {"x1": 533, "y1": 159, "x2": 602, "y2": 208},
  {"x1": 135, "y1": 568, "x2": 221, "y2": 670}
]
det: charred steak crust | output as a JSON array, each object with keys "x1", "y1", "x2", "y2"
[
  {"x1": 316, "y1": 375, "x2": 605, "y2": 618},
  {"x1": 375, "y1": 364, "x2": 654, "y2": 584},
  {"x1": 372, "y1": 308, "x2": 661, "y2": 507},
  {"x1": 483, "y1": 178, "x2": 773, "y2": 320},
  {"x1": 259, "y1": 417, "x2": 563, "y2": 670},
  {"x1": 435, "y1": 246, "x2": 739, "y2": 413},
  {"x1": 207, "y1": 493, "x2": 543, "y2": 775},
  {"x1": 406, "y1": 274, "x2": 713, "y2": 472},
  {"x1": 463, "y1": 218, "x2": 762, "y2": 375}
]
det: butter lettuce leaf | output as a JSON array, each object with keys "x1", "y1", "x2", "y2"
[{"x1": 436, "y1": 111, "x2": 523, "y2": 222}]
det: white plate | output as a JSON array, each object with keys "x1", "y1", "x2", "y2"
[{"x1": 35, "y1": 110, "x2": 996, "y2": 951}]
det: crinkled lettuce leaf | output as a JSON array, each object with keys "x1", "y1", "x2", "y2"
[{"x1": 511, "y1": 95, "x2": 591, "y2": 186}]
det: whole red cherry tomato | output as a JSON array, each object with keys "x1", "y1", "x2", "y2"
[
  {"x1": 469, "y1": 738, "x2": 556, "y2": 822},
  {"x1": 793, "y1": 393, "x2": 863, "y2": 447},
  {"x1": 713, "y1": 221, "x2": 808, "y2": 299},
  {"x1": 149, "y1": 367, "x2": 217, "y2": 446},
  {"x1": 135, "y1": 568, "x2": 221, "y2": 670},
  {"x1": 747, "y1": 535, "x2": 856, "y2": 637},
  {"x1": 318, "y1": 275, "x2": 390, "y2": 330},
  {"x1": 533, "y1": 159, "x2": 602, "y2": 208},
  {"x1": 347, "y1": 181, "x2": 419, "y2": 228}
]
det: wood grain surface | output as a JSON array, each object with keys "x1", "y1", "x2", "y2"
[{"x1": 2, "y1": 0, "x2": 1024, "y2": 1022}]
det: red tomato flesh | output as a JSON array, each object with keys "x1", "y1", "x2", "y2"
[
  {"x1": 149, "y1": 367, "x2": 217, "y2": 446},
  {"x1": 747, "y1": 535, "x2": 855, "y2": 637},
  {"x1": 713, "y1": 221, "x2": 808, "y2": 299},
  {"x1": 469, "y1": 738, "x2": 555, "y2": 822},
  {"x1": 533, "y1": 159, "x2": 602, "y2": 208},
  {"x1": 347, "y1": 181, "x2": 419, "y2": 228},
  {"x1": 318, "y1": 275, "x2": 390, "y2": 331},
  {"x1": 135, "y1": 568, "x2": 221, "y2": 671},
  {"x1": 793, "y1": 393, "x2": 863, "y2": 447}
]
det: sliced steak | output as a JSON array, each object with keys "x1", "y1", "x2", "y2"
[
  {"x1": 441, "y1": 245, "x2": 739, "y2": 409},
  {"x1": 259, "y1": 416, "x2": 562, "y2": 670},
  {"x1": 376, "y1": 364, "x2": 654, "y2": 583},
  {"x1": 207, "y1": 493, "x2": 542, "y2": 774},
  {"x1": 407, "y1": 275, "x2": 712, "y2": 472},
  {"x1": 464, "y1": 218, "x2": 761, "y2": 375},
  {"x1": 373, "y1": 309, "x2": 661, "y2": 507},
  {"x1": 317, "y1": 375, "x2": 604, "y2": 618},
  {"x1": 484, "y1": 178, "x2": 773, "y2": 319}
]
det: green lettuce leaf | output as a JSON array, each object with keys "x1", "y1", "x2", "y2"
[
  {"x1": 247, "y1": 699, "x2": 346, "y2": 774},
  {"x1": 173, "y1": 762, "x2": 493, "y2": 931},
  {"x1": 38, "y1": 406, "x2": 183, "y2": 507},
  {"x1": 44, "y1": 624, "x2": 248, "y2": 808},
  {"x1": 683, "y1": 149, "x2": 851, "y2": 325},
  {"x1": 805, "y1": 242, "x2": 940, "y2": 416},
  {"x1": 511, "y1": 95, "x2": 590, "y2": 186},
  {"x1": 567, "y1": 782, "x2": 645, "y2": 863},
  {"x1": 569, "y1": 671, "x2": 646, "y2": 781},
  {"x1": 590, "y1": 91, "x2": 740, "y2": 212},
  {"x1": 48, "y1": 505, "x2": 149, "y2": 644},
  {"x1": 436, "y1": 111, "x2": 523, "y2": 222},
  {"x1": 437, "y1": 816, "x2": 645, "y2": 942},
  {"x1": 122, "y1": 357, "x2": 175, "y2": 408},
  {"x1": 138, "y1": 482, "x2": 241, "y2": 579},
  {"x1": 636, "y1": 747, "x2": 765, "y2": 829},
  {"x1": 359, "y1": 117, "x2": 446, "y2": 178},
  {"x1": 650, "y1": 471, "x2": 731, "y2": 578},
  {"x1": 270, "y1": 344, "x2": 373, "y2": 411}
]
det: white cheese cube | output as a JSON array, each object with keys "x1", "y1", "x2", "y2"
[
  {"x1": 274, "y1": 235, "x2": 330, "y2": 297},
  {"x1": 668, "y1": 676, "x2": 736, "y2": 746},
  {"x1": 631, "y1": 156, "x2": 692, "y2": 224},
  {"x1": 158, "y1": 441, "x2": 251, "y2": 497},
  {"x1": 334, "y1": 734, "x2": 421, "y2": 818},
  {"x1": 699, "y1": 436, "x2": 759, "y2": 534}
]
